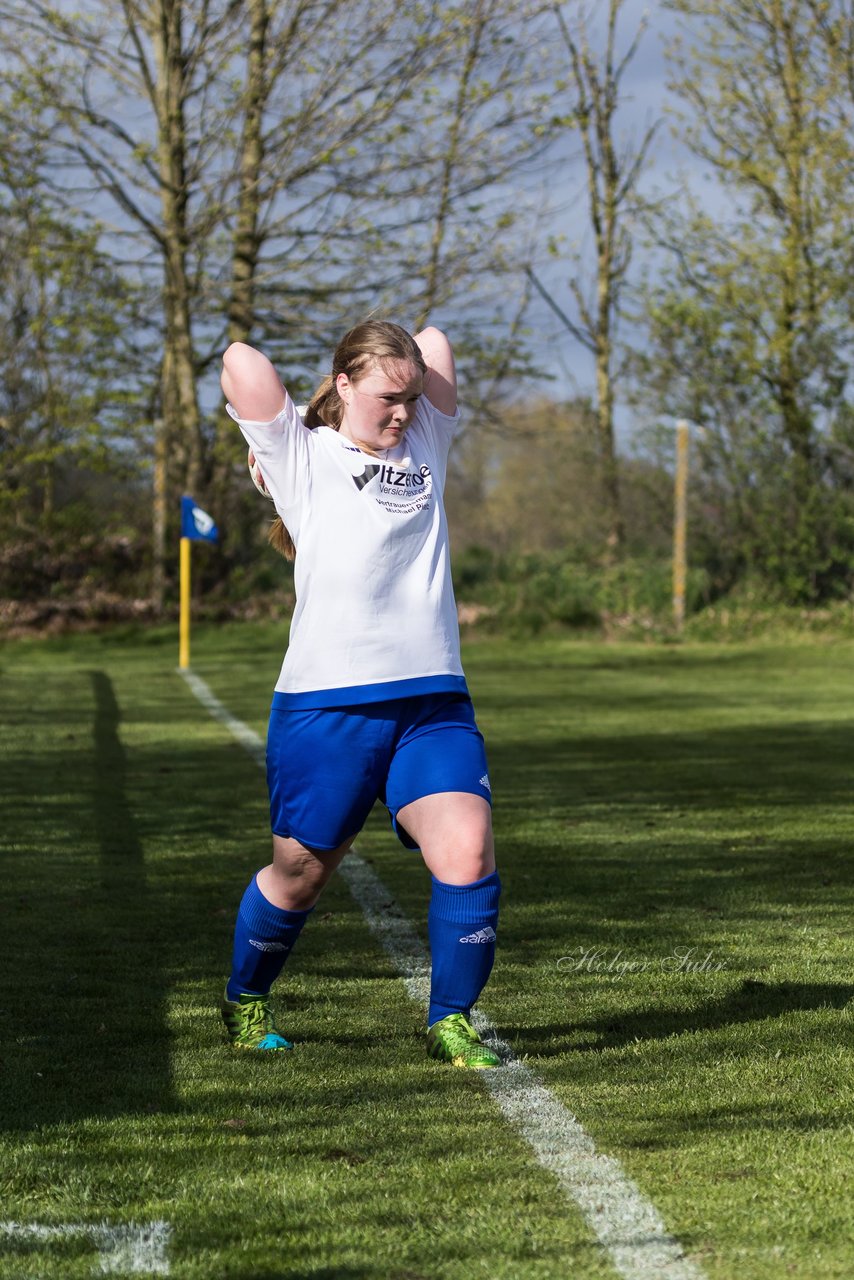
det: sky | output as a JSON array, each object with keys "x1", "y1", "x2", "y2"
[{"x1": 528, "y1": 0, "x2": 721, "y2": 437}]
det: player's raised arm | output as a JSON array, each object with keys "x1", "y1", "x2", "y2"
[
  {"x1": 414, "y1": 326, "x2": 457, "y2": 417},
  {"x1": 221, "y1": 341, "x2": 288, "y2": 422}
]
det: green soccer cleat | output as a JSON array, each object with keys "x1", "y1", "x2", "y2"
[
  {"x1": 426, "y1": 1013, "x2": 501, "y2": 1069},
  {"x1": 221, "y1": 988, "x2": 293, "y2": 1051}
]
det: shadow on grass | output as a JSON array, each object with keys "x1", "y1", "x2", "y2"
[
  {"x1": 0, "y1": 662, "x2": 429, "y2": 1134},
  {"x1": 486, "y1": 717, "x2": 854, "y2": 925},
  {"x1": 0, "y1": 670, "x2": 175, "y2": 1130},
  {"x1": 5, "y1": 649, "x2": 853, "y2": 1122},
  {"x1": 489, "y1": 717, "x2": 854, "y2": 815},
  {"x1": 519, "y1": 979, "x2": 854, "y2": 1057},
  {"x1": 481, "y1": 710, "x2": 854, "y2": 1064}
]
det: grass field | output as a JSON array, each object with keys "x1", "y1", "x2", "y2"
[{"x1": 1, "y1": 623, "x2": 853, "y2": 1279}]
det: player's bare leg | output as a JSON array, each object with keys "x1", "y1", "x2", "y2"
[{"x1": 258, "y1": 833, "x2": 354, "y2": 910}]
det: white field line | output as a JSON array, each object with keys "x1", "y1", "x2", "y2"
[
  {"x1": 0, "y1": 1220, "x2": 171, "y2": 1275},
  {"x1": 180, "y1": 669, "x2": 706, "y2": 1280}
]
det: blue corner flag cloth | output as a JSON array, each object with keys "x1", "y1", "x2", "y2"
[{"x1": 181, "y1": 495, "x2": 219, "y2": 542}]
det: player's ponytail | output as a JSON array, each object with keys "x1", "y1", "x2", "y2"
[
  {"x1": 267, "y1": 517, "x2": 295, "y2": 560},
  {"x1": 303, "y1": 374, "x2": 341, "y2": 429}
]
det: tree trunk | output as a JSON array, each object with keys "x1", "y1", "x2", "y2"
[
  {"x1": 152, "y1": 414, "x2": 167, "y2": 615},
  {"x1": 227, "y1": 0, "x2": 268, "y2": 348},
  {"x1": 596, "y1": 327, "x2": 623, "y2": 555},
  {"x1": 153, "y1": 0, "x2": 203, "y2": 498},
  {"x1": 553, "y1": 0, "x2": 651, "y2": 561},
  {"x1": 213, "y1": 0, "x2": 269, "y2": 520}
]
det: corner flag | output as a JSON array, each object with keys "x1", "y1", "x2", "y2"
[
  {"x1": 179, "y1": 496, "x2": 218, "y2": 669},
  {"x1": 181, "y1": 495, "x2": 219, "y2": 542}
]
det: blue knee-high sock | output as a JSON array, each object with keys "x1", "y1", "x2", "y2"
[
  {"x1": 427, "y1": 870, "x2": 501, "y2": 1027},
  {"x1": 226, "y1": 874, "x2": 312, "y2": 1001}
]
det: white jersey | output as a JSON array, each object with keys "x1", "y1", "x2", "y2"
[{"x1": 228, "y1": 393, "x2": 468, "y2": 708}]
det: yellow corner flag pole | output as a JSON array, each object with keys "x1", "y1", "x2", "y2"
[
  {"x1": 179, "y1": 536, "x2": 191, "y2": 669},
  {"x1": 179, "y1": 496, "x2": 218, "y2": 668},
  {"x1": 673, "y1": 420, "x2": 689, "y2": 633}
]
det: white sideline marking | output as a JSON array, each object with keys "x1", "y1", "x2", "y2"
[
  {"x1": 338, "y1": 857, "x2": 704, "y2": 1280},
  {"x1": 179, "y1": 668, "x2": 267, "y2": 769},
  {"x1": 180, "y1": 669, "x2": 706, "y2": 1280},
  {"x1": 0, "y1": 1220, "x2": 171, "y2": 1274}
]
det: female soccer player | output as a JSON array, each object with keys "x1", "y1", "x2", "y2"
[{"x1": 220, "y1": 320, "x2": 501, "y2": 1067}]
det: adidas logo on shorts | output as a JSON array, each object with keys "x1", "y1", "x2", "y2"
[
  {"x1": 459, "y1": 927, "x2": 497, "y2": 944},
  {"x1": 479, "y1": 774, "x2": 491, "y2": 792}
]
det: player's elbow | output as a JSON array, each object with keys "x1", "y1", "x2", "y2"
[
  {"x1": 415, "y1": 326, "x2": 453, "y2": 369},
  {"x1": 221, "y1": 342, "x2": 255, "y2": 397},
  {"x1": 222, "y1": 341, "x2": 251, "y2": 374},
  {"x1": 417, "y1": 325, "x2": 447, "y2": 346}
]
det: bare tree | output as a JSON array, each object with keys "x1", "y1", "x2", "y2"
[
  {"x1": 0, "y1": 0, "x2": 244, "y2": 604},
  {"x1": 528, "y1": 0, "x2": 657, "y2": 557},
  {"x1": 0, "y1": 0, "x2": 569, "y2": 601}
]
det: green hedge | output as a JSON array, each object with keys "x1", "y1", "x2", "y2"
[{"x1": 452, "y1": 548, "x2": 711, "y2": 636}]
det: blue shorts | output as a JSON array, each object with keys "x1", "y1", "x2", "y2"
[{"x1": 266, "y1": 693, "x2": 491, "y2": 850}]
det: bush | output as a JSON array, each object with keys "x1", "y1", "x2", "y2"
[
  {"x1": 0, "y1": 532, "x2": 149, "y2": 601},
  {"x1": 454, "y1": 549, "x2": 710, "y2": 637}
]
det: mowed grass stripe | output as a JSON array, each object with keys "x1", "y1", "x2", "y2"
[{"x1": 180, "y1": 668, "x2": 705, "y2": 1280}]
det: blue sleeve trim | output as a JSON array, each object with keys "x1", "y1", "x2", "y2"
[{"x1": 271, "y1": 674, "x2": 469, "y2": 710}]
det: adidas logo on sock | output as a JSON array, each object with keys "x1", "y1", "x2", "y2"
[
  {"x1": 459, "y1": 926, "x2": 497, "y2": 944},
  {"x1": 249, "y1": 939, "x2": 290, "y2": 953}
]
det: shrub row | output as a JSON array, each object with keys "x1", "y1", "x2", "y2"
[{"x1": 452, "y1": 547, "x2": 710, "y2": 637}]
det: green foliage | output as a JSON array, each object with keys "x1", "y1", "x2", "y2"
[
  {"x1": 682, "y1": 427, "x2": 854, "y2": 605},
  {"x1": 633, "y1": 0, "x2": 854, "y2": 606},
  {"x1": 0, "y1": 1, "x2": 852, "y2": 623},
  {"x1": 0, "y1": 531, "x2": 148, "y2": 604},
  {"x1": 0, "y1": 180, "x2": 148, "y2": 536},
  {"x1": 0, "y1": 0, "x2": 570, "y2": 599},
  {"x1": 683, "y1": 574, "x2": 854, "y2": 641},
  {"x1": 453, "y1": 547, "x2": 710, "y2": 636}
]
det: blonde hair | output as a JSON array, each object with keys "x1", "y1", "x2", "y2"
[{"x1": 269, "y1": 321, "x2": 427, "y2": 560}]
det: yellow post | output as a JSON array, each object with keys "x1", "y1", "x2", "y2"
[
  {"x1": 179, "y1": 536, "x2": 191, "y2": 669},
  {"x1": 673, "y1": 420, "x2": 689, "y2": 633}
]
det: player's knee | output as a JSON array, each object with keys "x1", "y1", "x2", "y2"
[
  {"x1": 446, "y1": 826, "x2": 495, "y2": 882},
  {"x1": 267, "y1": 836, "x2": 349, "y2": 907}
]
